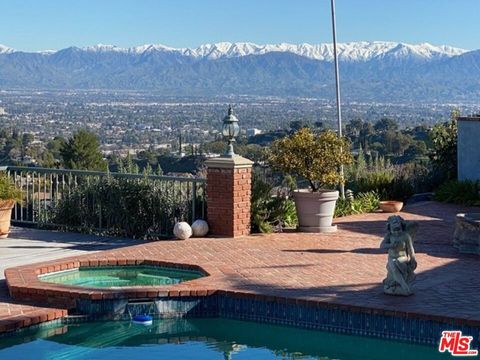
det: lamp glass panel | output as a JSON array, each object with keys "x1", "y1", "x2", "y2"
[
  {"x1": 222, "y1": 123, "x2": 230, "y2": 137},
  {"x1": 232, "y1": 123, "x2": 240, "y2": 137}
]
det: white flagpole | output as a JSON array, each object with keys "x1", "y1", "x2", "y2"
[{"x1": 330, "y1": 0, "x2": 345, "y2": 199}]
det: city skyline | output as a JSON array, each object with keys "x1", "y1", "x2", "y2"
[{"x1": 0, "y1": 0, "x2": 479, "y2": 51}]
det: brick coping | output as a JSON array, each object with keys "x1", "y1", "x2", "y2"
[
  {"x1": 5, "y1": 259, "x2": 215, "y2": 305},
  {"x1": 0, "y1": 306, "x2": 66, "y2": 333}
]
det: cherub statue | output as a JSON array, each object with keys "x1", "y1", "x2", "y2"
[{"x1": 380, "y1": 215, "x2": 418, "y2": 296}]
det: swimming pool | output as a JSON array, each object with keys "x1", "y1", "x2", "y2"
[
  {"x1": 39, "y1": 266, "x2": 205, "y2": 287},
  {"x1": 0, "y1": 318, "x2": 448, "y2": 360}
]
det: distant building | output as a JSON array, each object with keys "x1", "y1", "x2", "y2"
[
  {"x1": 22, "y1": 155, "x2": 37, "y2": 166},
  {"x1": 246, "y1": 128, "x2": 262, "y2": 137},
  {"x1": 457, "y1": 115, "x2": 480, "y2": 181},
  {"x1": 0, "y1": 107, "x2": 6, "y2": 115}
]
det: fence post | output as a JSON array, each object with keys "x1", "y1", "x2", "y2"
[
  {"x1": 204, "y1": 156, "x2": 253, "y2": 237},
  {"x1": 191, "y1": 182, "x2": 197, "y2": 222}
]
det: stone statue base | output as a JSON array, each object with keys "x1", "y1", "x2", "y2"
[{"x1": 454, "y1": 213, "x2": 480, "y2": 255}]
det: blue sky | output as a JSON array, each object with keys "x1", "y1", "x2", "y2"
[{"x1": 1, "y1": 0, "x2": 479, "y2": 51}]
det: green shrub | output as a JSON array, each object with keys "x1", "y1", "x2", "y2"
[
  {"x1": 388, "y1": 176, "x2": 415, "y2": 201},
  {"x1": 334, "y1": 191, "x2": 380, "y2": 217},
  {"x1": 347, "y1": 148, "x2": 423, "y2": 201},
  {"x1": 353, "y1": 170, "x2": 394, "y2": 195},
  {"x1": 349, "y1": 167, "x2": 416, "y2": 202},
  {"x1": 395, "y1": 162, "x2": 434, "y2": 194},
  {"x1": 52, "y1": 176, "x2": 197, "y2": 238},
  {"x1": 251, "y1": 175, "x2": 297, "y2": 233},
  {"x1": 434, "y1": 180, "x2": 480, "y2": 206},
  {"x1": 0, "y1": 174, "x2": 22, "y2": 203}
]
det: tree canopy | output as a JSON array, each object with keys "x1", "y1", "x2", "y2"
[
  {"x1": 268, "y1": 128, "x2": 353, "y2": 192},
  {"x1": 61, "y1": 129, "x2": 107, "y2": 171},
  {"x1": 429, "y1": 115, "x2": 458, "y2": 181}
]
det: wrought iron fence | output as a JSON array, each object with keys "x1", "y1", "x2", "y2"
[{"x1": 0, "y1": 166, "x2": 206, "y2": 237}]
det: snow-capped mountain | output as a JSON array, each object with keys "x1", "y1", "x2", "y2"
[
  {"x1": 0, "y1": 41, "x2": 478, "y2": 101},
  {"x1": 76, "y1": 41, "x2": 466, "y2": 62},
  {"x1": 0, "y1": 44, "x2": 14, "y2": 54},
  {"x1": 181, "y1": 41, "x2": 466, "y2": 61}
]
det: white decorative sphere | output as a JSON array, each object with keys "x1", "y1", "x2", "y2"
[
  {"x1": 191, "y1": 220, "x2": 209, "y2": 237},
  {"x1": 173, "y1": 222, "x2": 192, "y2": 240}
]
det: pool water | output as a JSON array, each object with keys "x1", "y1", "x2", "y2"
[
  {"x1": 39, "y1": 266, "x2": 204, "y2": 287},
  {"x1": 0, "y1": 318, "x2": 449, "y2": 360}
]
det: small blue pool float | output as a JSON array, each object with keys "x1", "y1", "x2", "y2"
[{"x1": 132, "y1": 314, "x2": 153, "y2": 325}]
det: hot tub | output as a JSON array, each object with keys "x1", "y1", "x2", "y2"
[{"x1": 39, "y1": 265, "x2": 205, "y2": 287}]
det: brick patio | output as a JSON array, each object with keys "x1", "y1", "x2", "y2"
[{"x1": 2, "y1": 201, "x2": 480, "y2": 334}]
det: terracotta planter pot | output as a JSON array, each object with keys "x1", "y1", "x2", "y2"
[
  {"x1": 293, "y1": 190, "x2": 339, "y2": 233},
  {"x1": 379, "y1": 201, "x2": 403, "y2": 213},
  {"x1": 0, "y1": 200, "x2": 15, "y2": 238}
]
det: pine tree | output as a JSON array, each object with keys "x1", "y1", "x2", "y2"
[
  {"x1": 144, "y1": 163, "x2": 153, "y2": 176},
  {"x1": 155, "y1": 165, "x2": 164, "y2": 176},
  {"x1": 356, "y1": 145, "x2": 367, "y2": 179},
  {"x1": 60, "y1": 129, "x2": 107, "y2": 171},
  {"x1": 124, "y1": 153, "x2": 139, "y2": 174}
]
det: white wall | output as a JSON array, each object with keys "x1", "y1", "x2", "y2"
[{"x1": 458, "y1": 118, "x2": 480, "y2": 181}]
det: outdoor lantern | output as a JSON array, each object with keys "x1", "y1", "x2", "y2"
[{"x1": 222, "y1": 105, "x2": 240, "y2": 157}]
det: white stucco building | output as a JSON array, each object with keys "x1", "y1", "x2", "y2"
[{"x1": 457, "y1": 116, "x2": 480, "y2": 181}]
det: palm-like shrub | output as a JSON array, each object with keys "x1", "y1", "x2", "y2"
[
  {"x1": 0, "y1": 174, "x2": 22, "y2": 203},
  {"x1": 250, "y1": 175, "x2": 297, "y2": 233},
  {"x1": 334, "y1": 191, "x2": 380, "y2": 217}
]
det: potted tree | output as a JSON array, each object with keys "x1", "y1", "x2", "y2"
[
  {"x1": 0, "y1": 174, "x2": 22, "y2": 238},
  {"x1": 268, "y1": 128, "x2": 353, "y2": 233}
]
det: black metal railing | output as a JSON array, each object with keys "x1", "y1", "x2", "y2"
[{"x1": 0, "y1": 166, "x2": 206, "y2": 237}]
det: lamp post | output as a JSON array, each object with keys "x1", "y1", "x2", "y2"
[
  {"x1": 330, "y1": 0, "x2": 345, "y2": 199},
  {"x1": 222, "y1": 105, "x2": 240, "y2": 157}
]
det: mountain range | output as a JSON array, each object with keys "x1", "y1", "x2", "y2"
[{"x1": 0, "y1": 41, "x2": 479, "y2": 102}]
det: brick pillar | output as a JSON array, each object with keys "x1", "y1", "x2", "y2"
[{"x1": 205, "y1": 156, "x2": 254, "y2": 237}]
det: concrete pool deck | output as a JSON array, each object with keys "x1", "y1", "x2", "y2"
[
  {"x1": 0, "y1": 228, "x2": 145, "y2": 332},
  {"x1": 1, "y1": 202, "x2": 479, "y2": 335}
]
